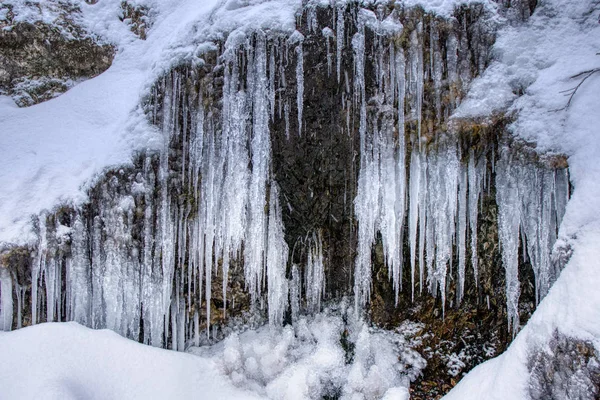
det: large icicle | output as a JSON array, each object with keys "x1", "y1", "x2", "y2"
[
  {"x1": 496, "y1": 150, "x2": 522, "y2": 336},
  {"x1": 352, "y1": 11, "x2": 375, "y2": 311},
  {"x1": 32, "y1": 213, "x2": 47, "y2": 325},
  {"x1": 457, "y1": 163, "x2": 468, "y2": 304},
  {"x1": 244, "y1": 31, "x2": 271, "y2": 305},
  {"x1": 289, "y1": 31, "x2": 305, "y2": 136},
  {"x1": 409, "y1": 150, "x2": 421, "y2": 300},
  {"x1": 68, "y1": 215, "x2": 91, "y2": 325},
  {"x1": 305, "y1": 231, "x2": 325, "y2": 313},
  {"x1": 468, "y1": 150, "x2": 484, "y2": 285},
  {"x1": 266, "y1": 184, "x2": 289, "y2": 326}
]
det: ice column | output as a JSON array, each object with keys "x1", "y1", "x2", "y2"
[
  {"x1": 305, "y1": 231, "x2": 325, "y2": 313},
  {"x1": 496, "y1": 151, "x2": 523, "y2": 335},
  {"x1": 266, "y1": 184, "x2": 289, "y2": 326}
]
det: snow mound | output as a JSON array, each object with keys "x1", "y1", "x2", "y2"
[{"x1": 0, "y1": 321, "x2": 261, "y2": 400}]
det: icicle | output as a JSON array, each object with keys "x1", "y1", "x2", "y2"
[
  {"x1": 418, "y1": 154, "x2": 428, "y2": 295},
  {"x1": 0, "y1": 267, "x2": 13, "y2": 331},
  {"x1": 396, "y1": 47, "x2": 407, "y2": 302},
  {"x1": 307, "y1": 3, "x2": 318, "y2": 33},
  {"x1": 91, "y1": 216, "x2": 104, "y2": 329},
  {"x1": 305, "y1": 231, "x2": 325, "y2": 313},
  {"x1": 496, "y1": 150, "x2": 522, "y2": 336},
  {"x1": 269, "y1": 46, "x2": 276, "y2": 120},
  {"x1": 16, "y1": 284, "x2": 24, "y2": 329},
  {"x1": 266, "y1": 183, "x2": 289, "y2": 325},
  {"x1": 457, "y1": 164, "x2": 468, "y2": 304},
  {"x1": 352, "y1": 17, "x2": 373, "y2": 312},
  {"x1": 244, "y1": 31, "x2": 271, "y2": 306},
  {"x1": 468, "y1": 150, "x2": 484, "y2": 285},
  {"x1": 554, "y1": 169, "x2": 569, "y2": 230},
  {"x1": 32, "y1": 213, "x2": 47, "y2": 325},
  {"x1": 323, "y1": 27, "x2": 334, "y2": 76},
  {"x1": 410, "y1": 23, "x2": 423, "y2": 149},
  {"x1": 336, "y1": 2, "x2": 345, "y2": 83},
  {"x1": 409, "y1": 150, "x2": 421, "y2": 300},
  {"x1": 44, "y1": 254, "x2": 58, "y2": 322},
  {"x1": 69, "y1": 215, "x2": 91, "y2": 325},
  {"x1": 289, "y1": 31, "x2": 304, "y2": 136},
  {"x1": 290, "y1": 264, "x2": 301, "y2": 323}
]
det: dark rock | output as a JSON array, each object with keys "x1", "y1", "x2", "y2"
[{"x1": 0, "y1": 2, "x2": 114, "y2": 106}]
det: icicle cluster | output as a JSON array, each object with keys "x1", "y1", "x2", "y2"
[
  {"x1": 16, "y1": 29, "x2": 299, "y2": 346},
  {"x1": 0, "y1": 2, "x2": 571, "y2": 340},
  {"x1": 352, "y1": 8, "x2": 406, "y2": 311},
  {"x1": 496, "y1": 149, "x2": 569, "y2": 335},
  {"x1": 348, "y1": 3, "x2": 566, "y2": 328}
]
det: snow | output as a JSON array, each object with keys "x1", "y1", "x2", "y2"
[
  {"x1": 0, "y1": 322, "x2": 262, "y2": 400},
  {"x1": 444, "y1": 0, "x2": 600, "y2": 398},
  {"x1": 0, "y1": 0, "x2": 212, "y2": 243},
  {"x1": 0, "y1": 303, "x2": 423, "y2": 399},
  {"x1": 191, "y1": 301, "x2": 426, "y2": 400}
]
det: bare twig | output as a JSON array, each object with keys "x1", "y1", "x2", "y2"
[{"x1": 551, "y1": 67, "x2": 600, "y2": 111}]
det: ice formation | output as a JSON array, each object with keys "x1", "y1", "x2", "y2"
[
  {"x1": 496, "y1": 148, "x2": 569, "y2": 335},
  {"x1": 195, "y1": 301, "x2": 425, "y2": 400},
  {"x1": 0, "y1": 267, "x2": 13, "y2": 331},
  {"x1": 304, "y1": 231, "x2": 325, "y2": 313},
  {"x1": 0, "y1": 1, "x2": 570, "y2": 342},
  {"x1": 8, "y1": 29, "x2": 298, "y2": 345},
  {"x1": 348, "y1": 3, "x2": 567, "y2": 325}
]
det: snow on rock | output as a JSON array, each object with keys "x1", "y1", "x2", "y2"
[
  {"x1": 444, "y1": 0, "x2": 600, "y2": 398},
  {"x1": 0, "y1": 0, "x2": 301, "y2": 245},
  {"x1": 0, "y1": 322, "x2": 261, "y2": 400}
]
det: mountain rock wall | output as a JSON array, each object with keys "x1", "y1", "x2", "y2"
[{"x1": 0, "y1": 1, "x2": 577, "y2": 397}]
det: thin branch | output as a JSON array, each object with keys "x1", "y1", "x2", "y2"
[{"x1": 551, "y1": 67, "x2": 600, "y2": 112}]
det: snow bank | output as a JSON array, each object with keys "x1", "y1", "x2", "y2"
[
  {"x1": 0, "y1": 303, "x2": 425, "y2": 400},
  {"x1": 0, "y1": 322, "x2": 261, "y2": 400},
  {"x1": 444, "y1": 0, "x2": 600, "y2": 398}
]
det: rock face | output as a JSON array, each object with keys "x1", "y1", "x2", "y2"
[
  {"x1": 529, "y1": 332, "x2": 600, "y2": 400},
  {"x1": 0, "y1": 0, "x2": 576, "y2": 397},
  {"x1": 0, "y1": 2, "x2": 114, "y2": 106}
]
